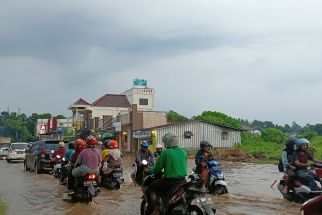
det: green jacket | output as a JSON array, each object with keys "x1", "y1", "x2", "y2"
[{"x1": 149, "y1": 147, "x2": 187, "y2": 179}]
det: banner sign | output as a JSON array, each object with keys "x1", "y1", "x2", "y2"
[
  {"x1": 133, "y1": 130, "x2": 151, "y2": 138},
  {"x1": 133, "y1": 79, "x2": 147, "y2": 87}
]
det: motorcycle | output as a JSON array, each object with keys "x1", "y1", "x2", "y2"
[
  {"x1": 101, "y1": 166, "x2": 124, "y2": 190},
  {"x1": 207, "y1": 160, "x2": 228, "y2": 195},
  {"x1": 64, "y1": 173, "x2": 100, "y2": 204},
  {"x1": 52, "y1": 155, "x2": 64, "y2": 179},
  {"x1": 277, "y1": 163, "x2": 322, "y2": 203},
  {"x1": 140, "y1": 160, "x2": 216, "y2": 215},
  {"x1": 300, "y1": 194, "x2": 322, "y2": 215},
  {"x1": 132, "y1": 160, "x2": 153, "y2": 186}
]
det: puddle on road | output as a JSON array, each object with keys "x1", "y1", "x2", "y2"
[{"x1": 0, "y1": 158, "x2": 301, "y2": 215}]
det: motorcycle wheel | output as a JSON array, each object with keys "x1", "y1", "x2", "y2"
[
  {"x1": 140, "y1": 199, "x2": 150, "y2": 215},
  {"x1": 189, "y1": 206, "x2": 204, "y2": 215}
]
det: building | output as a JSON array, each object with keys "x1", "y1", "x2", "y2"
[
  {"x1": 68, "y1": 79, "x2": 168, "y2": 151},
  {"x1": 36, "y1": 118, "x2": 73, "y2": 140},
  {"x1": 132, "y1": 121, "x2": 242, "y2": 150}
]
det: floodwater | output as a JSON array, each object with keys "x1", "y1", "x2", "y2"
[{"x1": 0, "y1": 157, "x2": 301, "y2": 215}]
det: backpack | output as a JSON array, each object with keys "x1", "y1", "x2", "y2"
[{"x1": 277, "y1": 157, "x2": 284, "y2": 172}]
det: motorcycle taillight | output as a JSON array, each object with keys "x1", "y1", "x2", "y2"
[
  {"x1": 316, "y1": 169, "x2": 322, "y2": 178},
  {"x1": 87, "y1": 173, "x2": 96, "y2": 180}
]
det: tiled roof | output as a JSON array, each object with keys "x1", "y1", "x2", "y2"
[
  {"x1": 91, "y1": 94, "x2": 131, "y2": 108},
  {"x1": 73, "y1": 98, "x2": 90, "y2": 105}
]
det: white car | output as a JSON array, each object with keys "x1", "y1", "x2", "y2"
[
  {"x1": 0, "y1": 147, "x2": 9, "y2": 159},
  {"x1": 7, "y1": 142, "x2": 29, "y2": 163}
]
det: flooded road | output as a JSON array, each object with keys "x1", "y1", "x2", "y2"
[{"x1": 0, "y1": 159, "x2": 301, "y2": 215}]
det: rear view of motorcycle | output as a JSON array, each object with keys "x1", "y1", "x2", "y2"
[
  {"x1": 64, "y1": 173, "x2": 100, "y2": 204},
  {"x1": 140, "y1": 159, "x2": 216, "y2": 215},
  {"x1": 101, "y1": 166, "x2": 124, "y2": 190}
]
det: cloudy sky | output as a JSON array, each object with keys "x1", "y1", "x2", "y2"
[{"x1": 1, "y1": 0, "x2": 322, "y2": 126}]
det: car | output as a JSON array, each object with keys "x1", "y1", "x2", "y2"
[
  {"x1": 24, "y1": 140, "x2": 68, "y2": 174},
  {"x1": 0, "y1": 146, "x2": 9, "y2": 160},
  {"x1": 6, "y1": 142, "x2": 29, "y2": 163}
]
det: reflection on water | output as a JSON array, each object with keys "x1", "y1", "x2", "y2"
[{"x1": 0, "y1": 159, "x2": 301, "y2": 215}]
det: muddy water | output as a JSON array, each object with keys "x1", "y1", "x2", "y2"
[{"x1": 0, "y1": 158, "x2": 301, "y2": 215}]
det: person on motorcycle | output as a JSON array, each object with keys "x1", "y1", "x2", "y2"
[
  {"x1": 65, "y1": 142, "x2": 75, "y2": 163},
  {"x1": 72, "y1": 136, "x2": 101, "y2": 178},
  {"x1": 195, "y1": 140, "x2": 214, "y2": 191},
  {"x1": 67, "y1": 139, "x2": 86, "y2": 193},
  {"x1": 280, "y1": 138, "x2": 297, "y2": 194},
  {"x1": 135, "y1": 140, "x2": 155, "y2": 184},
  {"x1": 51, "y1": 142, "x2": 66, "y2": 163},
  {"x1": 153, "y1": 144, "x2": 163, "y2": 159},
  {"x1": 294, "y1": 138, "x2": 322, "y2": 191},
  {"x1": 147, "y1": 132, "x2": 187, "y2": 215},
  {"x1": 102, "y1": 140, "x2": 122, "y2": 173}
]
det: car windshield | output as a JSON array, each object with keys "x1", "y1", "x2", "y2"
[
  {"x1": 44, "y1": 143, "x2": 59, "y2": 151},
  {"x1": 11, "y1": 144, "x2": 28, "y2": 150}
]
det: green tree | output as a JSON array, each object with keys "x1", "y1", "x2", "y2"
[
  {"x1": 56, "y1": 115, "x2": 66, "y2": 119},
  {"x1": 261, "y1": 128, "x2": 286, "y2": 144},
  {"x1": 167, "y1": 110, "x2": 189, "y2": 123},
  {"x1": 193, "y1": 111, "x2": 240, "y2": 128}
]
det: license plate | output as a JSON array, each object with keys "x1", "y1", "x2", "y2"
[
  {"x1": 113, "y1": 173, "x2": 122, "y2": 177},
  {"x1": 84, "y1": 181, "x2": 96, "y2": 186},
  {"x1": 197, "y1": 197, "x2": 213, "y2": 205}
]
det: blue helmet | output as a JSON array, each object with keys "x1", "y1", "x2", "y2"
[
  {"x1": 295, "y1": 138, "x2": 310, "y2": 151},
  {"x1": 140, "y1": 140, "x2": 149, "y2": 148}
]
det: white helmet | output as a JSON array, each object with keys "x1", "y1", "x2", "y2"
[
  {"x1": 58, "y1": 142, "x2": 65, "y2": 148},
  {"x1": 156, "y1": 144, "x2": 163, "y2": 149}
]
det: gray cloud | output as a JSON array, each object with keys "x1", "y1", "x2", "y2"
[{"x1": 1, "y1": 0, "x2": 322, "y2": 126}]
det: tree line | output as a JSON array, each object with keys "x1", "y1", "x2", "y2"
[{"x1": 0, "y1": 111, "x2": 65, "y2": 142}]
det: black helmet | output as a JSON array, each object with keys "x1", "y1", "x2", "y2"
[
  {"x1": 285, "y1": 138, "x2": 297, "y2": 150},
  {"x1": 200, "y1": 140, "x2": 211, "y2": 148}
]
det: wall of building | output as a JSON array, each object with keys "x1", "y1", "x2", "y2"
[
  {"x1": 142, "y1": 112, "x2": 167, "y2": 129},
  {"x1": 122, "y1": 88, "x2": 155, "y2": 111},
  {"x1": 88, "y1": 107, "x2": 130, "y2": 119},
  {"x1": 155, "y1": 121, "x2": 241, "y2": 149}
]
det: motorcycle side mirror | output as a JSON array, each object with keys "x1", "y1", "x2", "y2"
[{"x1": 142, "y1": 160, "x2": 148, "y2": 166}]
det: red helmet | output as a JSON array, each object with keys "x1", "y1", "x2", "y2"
[
  {"x1": 86, "y1": 136, "x2": 98, "y2": 147},
  {"x1": 107, "y1": 140, "x2": 119, "y2": 149},
  {"x1": 75, "y1": 139, "x2": 86, "y2": 150}
]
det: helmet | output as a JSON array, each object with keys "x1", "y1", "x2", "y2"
[
  {"x1": 75, "y1": 139, "x2": 86, "y2": 150},
  {"x1": 285, "y1": 138, "x2": 297, "y2": 150},
  {"x1": 68, "y1": 142, "x2": 75, "y2": 150},
  {"x1": 200, "y1": 140, "x2": 211, "y2": 148},
  {"x1": 58, "y1": 142, "x2": 65, "y2": 148},
  {"x1": 86, "y1": 135, "x2": 98, "y2": 147},
  {"x1": 156, "y1": 144, "x2": 163, "y2": 149},
  {"x1": 162, "y1": 133, "x2": 178, "y2": 148},
  {"x1": 107, "y1": 140, "x2": 119, "y2": 149},
  {"x1": 295, "y1": 138, "x2": 310, "y2": 151},
  {"x1": 97, "y1": 141, "x2": 103, "y2": 145},
  {"x1": 140, "y1": 140, "x2": 149, "y2": 148}
]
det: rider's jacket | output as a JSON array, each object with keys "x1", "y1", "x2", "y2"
[
  {"x1": 281, "y1": 151, "x2": 295, "y2": 171},
  {"x1": 195, "y1": 150, "x2": 214, "y2": 173},
  {"x1": 149, "y1": 147, "x2": 187, "y2": 179}
]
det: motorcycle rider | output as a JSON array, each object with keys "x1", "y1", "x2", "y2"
[
  {"x1": 72, "y1": 136, "x2": 101, "y2": 178},
  {"x1": 65, "y1": 142, "x2": 75, "y2": 163},
  {"x1": 51, "y1": 142, "x2": 66, "y2": 163},
  {"x1": 147, "y1": 132, "x2": 187, "y2": 215},
  {"x1": 102, "y1": 140, "x2": 122, "y2": 173},
  {"x1": 135, "y1": 140, "x2": 154, "y2": 184},
  {"x1": 67, "y1": 139, "x2": 86, "y2": 193},
  {"x1": 294, "y1": 138, "x2": 322, "y2": 191},
  {"x1": 153, "y1": 144, "x2": 163, "y2": 159},
  {"x1": 195, "y1": 140, "x2": 214, "y2": 191},
  {"x1": 280, "y1": 138, "x2": 297, "y2": 194}
]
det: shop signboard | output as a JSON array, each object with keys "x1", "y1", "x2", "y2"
[
  {"x1": 133, "y1": 130, "x2": 151, "y2": 138},
  {"x1": 133, "y1": 79, "x2": 147, "y2": 88}
]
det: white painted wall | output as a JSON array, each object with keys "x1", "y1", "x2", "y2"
[{"x1": 122, "y1": 88, "x2": 155, "y2": 111}]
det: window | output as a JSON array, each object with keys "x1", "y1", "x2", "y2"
[
  {"x1": 222, "y1": 132, "x2": 228, "y2": 140},
  {"x1": 184, "y1": 131, "x2": 193, "y2": 139},
  {"x1": 139, "y1": 98, "x2": 148, "y2": 106}
]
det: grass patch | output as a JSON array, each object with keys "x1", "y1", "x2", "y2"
[{"x1": 0, "y1": 199, "x2": 6, "y2": 215}]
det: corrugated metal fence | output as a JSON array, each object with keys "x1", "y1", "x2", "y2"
[{"x1": 156, "y1": 121, "x2": 241, "y2": 149}]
